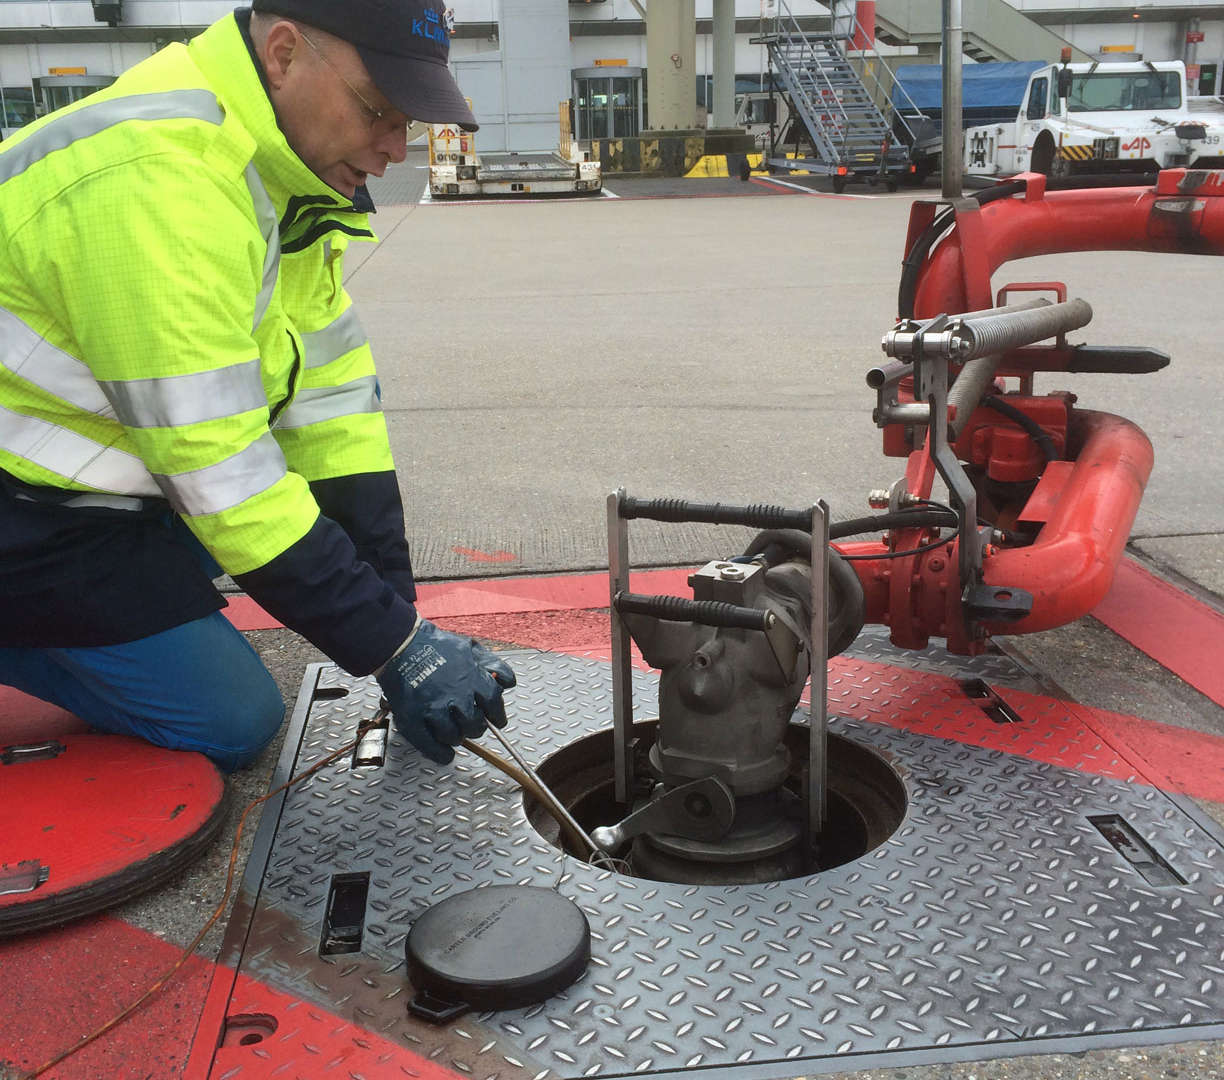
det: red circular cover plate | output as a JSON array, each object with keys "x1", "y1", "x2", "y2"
[{"x1": 0, "y1": 734, "x2": 228, "y2": 936}]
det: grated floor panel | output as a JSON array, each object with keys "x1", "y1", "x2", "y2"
[{"x1": 201, "y1": 642, "x2": 1224, "y2": 1080}]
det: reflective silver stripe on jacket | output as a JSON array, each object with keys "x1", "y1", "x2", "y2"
[
  {"x1": 274, "y1": 376, "x2": 381, "y2": 430},
  {"x1": 0, "y1": 307, "x2": 112, "y2": 415},
  {"x1": 0, "y1": 403, "x2": 160, "y2": 495},
  {"x1": 300, "y1": 307, "x2": 367, "y2": 369},
  {"x1": 101, "y1": 358, "x2": 267, "y2": 428},
  {"x1": 0, "y1": 90, "x2": 224, "y2": 184},
  {"x1": 246, "y1": 162, "x2": 280, "y2": 333},
  {"x1": 154, "y1": 431, "x2": 286, "y2": 517}
]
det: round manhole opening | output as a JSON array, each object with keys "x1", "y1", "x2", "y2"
[{"x1": 525, "y1": 720, "x2": 907, "y2": 885}]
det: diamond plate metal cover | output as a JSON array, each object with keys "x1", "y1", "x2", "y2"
[
  {"x1": 845, "y1": 626, "x2": 1048, "y2": 690},
  {"x1": 206, "y1": 647, "x2": 1224, "y2": 1080}
]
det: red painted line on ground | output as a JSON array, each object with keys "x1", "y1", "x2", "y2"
[
  {"x1": 447, "y1": 619, "x2": 1224, "y2": 801},
  {"x1": 220, "y1": 594, "x2": 281, "y2": 631},
  {"x1": 0, "y1": 910, "x2": 464, "y2": 1080},
  {"x1": 817, "y1": 657, "x2": 1224, "y2": 801},
  {"x1": 749, "y1": 175, "x2": 856, "y2": 198},
  {"x1": 1092, "y1": 557, "x2": 1224, "y2": 708},
  {"x1": 414, "y1": 567, "x2": 692, "y2": 618},
  {"x1": 220, "y1": 568, "x2": 696, "y2": 631},
  {"x1": 0, "y1": 915, "x2": 212, "y2": 1079},
  {"x1": 189, "y1": 967, "x2": 464, "y2": 1080},
  {"x1": 451, "y1": 545, "x2": 517, "y2": 563},
  {"x1": 1069, "y1": 696, "x2": 1224, "y2": 805}
]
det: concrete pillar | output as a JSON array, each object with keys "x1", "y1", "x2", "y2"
[
  {"x1": 1186, "y1": 17, "x2": 1201, "y2": 95},
  {"x1": 646, "y1": 0, "x2": 699, "y2": 131},
  {"x1": 711, "y1": 0, "x2": 736, "y2": 129}
]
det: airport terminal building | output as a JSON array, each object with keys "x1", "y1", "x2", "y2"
[{"x1": 0, "y1": 0, "x2": 1221, "y2": 145}]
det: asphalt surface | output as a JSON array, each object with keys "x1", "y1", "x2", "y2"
[{"x1": 110, "y1": 148, "x2": 1224, "y2": 1080}]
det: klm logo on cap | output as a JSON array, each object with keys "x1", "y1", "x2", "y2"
[{"x1": 413, "y1": 8, "x2": 447, "y2": 43}]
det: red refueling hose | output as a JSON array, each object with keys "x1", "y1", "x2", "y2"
[{"x1": 845, "y1": 171, "x2": 1221, "y2": 652}]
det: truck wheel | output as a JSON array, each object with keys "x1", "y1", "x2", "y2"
[
  {"x1": 833, "y1": 175, "x2": 847, "y2": 193},
  {"x1": 887, "y1": 177, "x2": 898, "y2": 192}
]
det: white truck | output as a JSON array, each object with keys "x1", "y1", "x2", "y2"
[
  {"x1": 964, "y1": 59, "x2": 1224, "y2": 179},
  {"x1": 427, "y1": 103, "x2": 601, "y2": 198}
]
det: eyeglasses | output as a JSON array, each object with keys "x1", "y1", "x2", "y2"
[{"x1": 299, "y1": 30, "x2": 387, "y2": 126}]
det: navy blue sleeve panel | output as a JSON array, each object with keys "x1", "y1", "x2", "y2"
[
  {"x1": 234, "y1": 513, "x2": 416, "y2": 676},
  {"x1": 308, "y1": 472, "x2": 417, "y2": 604},
  {"x1": 0, "y1": 483, "x2": 225, "y2": 649}
]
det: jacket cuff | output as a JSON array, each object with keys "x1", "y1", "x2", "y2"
[{"x1": 234, "y1": 513, "x2": 417, "y2": 675}]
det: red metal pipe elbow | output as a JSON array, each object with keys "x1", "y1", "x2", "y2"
[
  {"x1": 981, "y1": 409, "x2": 1153, "y2": 634},
  {"x1": 837, "y1": 410, "x2": 1152, "y2": 651}
]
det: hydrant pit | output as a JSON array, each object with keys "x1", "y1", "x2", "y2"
[
  {"x1": 524, "y1": 718, "x2": 908, "y2": 884},
  {"x1": 211, "y1": 650, "x2": 1224, "y2": 1079}
]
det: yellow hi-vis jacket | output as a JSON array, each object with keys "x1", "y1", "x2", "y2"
[{"x1": 0, "y1": 13, "x2": 417, "y2": 673}]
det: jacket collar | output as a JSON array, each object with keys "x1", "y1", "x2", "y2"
[{"x1": 188, "y1": 10, "x2": 376, "y2": 237}]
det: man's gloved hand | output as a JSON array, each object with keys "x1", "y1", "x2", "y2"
[{"x1": 376, "y1": 618, "x2": 516, "y2": 764}]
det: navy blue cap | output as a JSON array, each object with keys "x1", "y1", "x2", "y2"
[{"x1": 252, "y1": 0, "x2": 478, "y2": 130}]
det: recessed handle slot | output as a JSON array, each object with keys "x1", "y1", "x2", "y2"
[
  {"x1": 220, "y1": 1013, "x2": 279, "y2": 1048},
  {"x1": 320, "y1": 871, "x2": 371, "y2": 956},
  {"x1": 1090, "y1": 814, "x2": 1185, "y2": 887},
  {"x1": 958, "y1": 678, "x2": 1024, "y2": 724}
]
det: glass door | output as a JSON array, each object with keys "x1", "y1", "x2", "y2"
[
  {"x1": 576, "y1": 77, "x2": 611, "y2": 141},
  {"x1": 573, "y1": 70, "x2": 642, "y2": 141},
  {"x1": 611, "y1": 77, "x2": 638, "y2": 137}
]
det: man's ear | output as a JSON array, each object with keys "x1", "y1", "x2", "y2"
[{"x1": 259, "y1": 20, "x2": 302, "y2": 91}]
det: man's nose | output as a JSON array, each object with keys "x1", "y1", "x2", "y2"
[{"x1": 378, "y1": 121, "x2": 410, "y2": 164}]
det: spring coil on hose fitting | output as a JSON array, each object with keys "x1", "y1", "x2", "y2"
[{"x1": 954, "y1": 298, "x2": 1093, "y2": 360}]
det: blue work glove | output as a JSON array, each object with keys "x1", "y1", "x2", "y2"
[{"x1": 376, "y1": 618, "x2": 516, "y2": 764}]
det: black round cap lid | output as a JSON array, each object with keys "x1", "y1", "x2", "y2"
[{"x1": 406, "y1": 885, "x2": 590, "y2": 1014}]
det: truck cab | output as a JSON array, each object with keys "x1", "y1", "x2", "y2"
[{"x1": 966, "y1": 60, "x2": 1224, "y2": 177}]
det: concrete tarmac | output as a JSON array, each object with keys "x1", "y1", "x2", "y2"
[
  {"x1": 360, "y1": 154, "x2": 1222, "y2": 590},
  {"x1": 101, "y1": 156, "x2": 1223, "y2": 1080}
]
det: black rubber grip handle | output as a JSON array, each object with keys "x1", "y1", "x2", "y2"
[
  {"x1": 615, "y1": 592, "x2": 772, "y2": 630},
  {"x1": 1067, "y1": 345, "x2": 1170, "y2": 374},
  {"x1": 619, "y1": 496, "x2": 812, "y2": 531}
]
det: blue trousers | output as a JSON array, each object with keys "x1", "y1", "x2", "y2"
[{"x1": 0, "y1": 612, "x2": 285, "y2": 772}]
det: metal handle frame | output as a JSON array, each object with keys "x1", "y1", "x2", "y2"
[{"x1": 607, "y1": 489, "x2": 832, "y2": 847}]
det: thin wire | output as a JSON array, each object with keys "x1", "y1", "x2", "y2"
[
  {"x1": 461, "y1": 736, "x2": 592, "y2": 857},
  {"x1": 24, "y1": 723, "x2": 375, "y2": 1080},
  {"x1": 837, "y1": 532, "x2": 955, "y2": 562},
  {"x1": 459, "y1": 737, "x2": 626, "y2": 872},
  {"x1": 831, "y1": 495, "x2": 960, "y2": 562}
]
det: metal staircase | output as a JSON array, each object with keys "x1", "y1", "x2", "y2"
[{"x1": 752, "y1": 0, "x2": 924, "y2": 190}]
